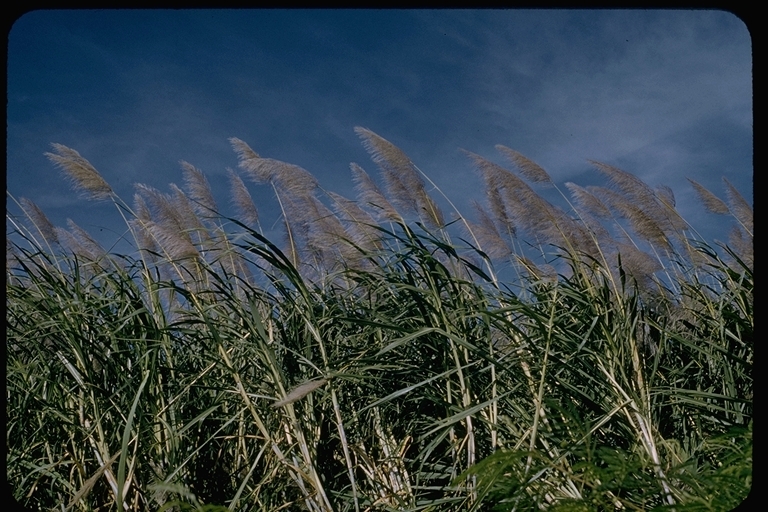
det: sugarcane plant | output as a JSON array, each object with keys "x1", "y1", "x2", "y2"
[{"x1": 7, "y1": 128, "x2": 751, "y2": 511}]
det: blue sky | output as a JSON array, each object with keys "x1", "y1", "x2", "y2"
[{"x1": 7, "y1": 9, "x2": 752, "y2": 255}]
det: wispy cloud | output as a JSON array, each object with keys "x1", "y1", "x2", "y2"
[{"x1": 7, "y1": 9, "x2": 751, "y2": 252}]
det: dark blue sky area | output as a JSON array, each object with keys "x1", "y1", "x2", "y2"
[{"x1": 7, "y1": 9, "x2": 752, "y2": 252}]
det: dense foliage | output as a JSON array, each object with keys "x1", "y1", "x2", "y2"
[{"x1": 7, "y1": 130, "x2": 751, "y2": 511}]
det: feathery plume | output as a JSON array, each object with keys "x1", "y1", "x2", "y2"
[
  {"x1": 181, "y1": 161, "x2": 218, "y2": 215},
  {"x1": 495, "y1": 145, "x2": 553, "y2": 184},
  {"x1": 616, "y1": 243, "x2": 663, "y2": 280},
  {"x1": 354, "y1": 127, "x2": 443, "y2": 227},
  {"x1": 66, "y1": 219, "x2": 106, "y2": 260},
  {"x1": 275, "y1": 161, "x2": 320, "y2": 197},
  {"x1": 591, "y1": 161, "x2": 684, "y2": 238},
  {"x1": 274, "y1": 191, "x2": 309, "y2": 270},
  {"x1": 130, "y1": 219, "x2": 158, "y2": 256},
  {"x1": 230, "y1": 137, "x2": 313, "y2": 192},
  {"x1": 326, "y1": 191, "x2": 377, "y2": 228},
  {"x1": 45, "y1": 144, "x2": 113, "y2": 200},
  {"x1": 590, "y1": 160, "x2": 659, "y2": 211},
  {"x1": 272, "y1": 378, "x2": 328, "y2": 408},
  {"x1": 591, "y1": 186, "x2": 671, "y2": 251},
  {"x1": 626, "y1": 205, "x2": 671, "y2": 252},
  {"x1": 54, "y1": 227, "x2": 85, "y2": 258},
  {"x1": 418, "y1": 192, "x2": 445, "y2": 230},
  {"x1": 350, "y1": 163, "x2": 402, "y2": 223},
  {"x1": 468, "y1": 201, "x2": 511, "y2": 260},
  {"x1": 354, "y1": 127, "x2": 420, "y2": 191},
  {"x1": 133, "y1": 194, "x2": 152, "y2": 223},
  {"x1": 240, "y1": 157, "x2": 319, "y2": 197},
  {"x1": 19, "y1": 198, "x2": 59, "y2": 246},
  {"x1": 229, "y1": 137, "x2": 260, "y2": 162},
  {"x1": 355, "y1": 127, "x2": 415, "y2": 204},
  {"x1": 687, "y1": 178, "x2": 730, "y2": 215},
  {"x1": 238, "y1": 155, "x2": 277, "y2": 184},
  {"x1": 55, "y1": 224, "x2": 107, "y2": 272},
  {"x1": 539, "y1": 205, "x2": 592, "y2": 256},
  {"x1": 722, "y1": 177, "x2": 753, "y2": 235},
  {"x1": 558, "y1": 193, "x2": 613, "y2": 253},
  {"x1": 653, "y1": 184, "x2": 688, "y2": 235},
  {"x1": 169, "y1": 184, "x2": 207, "y2": 232},
  {"x1": 561, "y1": 182, "x2": 617, "y2": 259},
  {"x1": 466, "y1": 150, "x2": 560, "y2": 243},
  {"x1": 380, "y1": 168, "x2": 418, "y2": 214},
  {"x1": 655, "y1": 185, "x2": 675, "y2": 208},
  {"x1": 589, "y1": 185, "x2": 648, "y2": 228},
  {"x1": 565, "y1": 182, "x2": 611, "y2": 218},
  {"x1": 327, "y1": 191, "x2": 382, "y2": 251},
  {"x1": 170, "y1": 184, "x2": 211, "y2": 249},
  {"x1": 169, "y1": 183, "x2": 203, "y2": 230},
  {"x1": 281, "y1": 192, "x2": 360, "y2": 273},
  {"x1": 134, "y1": 184, "x2": 201, "y2": 255},
  {"x1": 603, "y1": 244, "x2": 663, "y2": 296},
  {"x1": 227, "y1": 168, "x2": 260, "y2": 226},
  {"x1": 135, "y1": 184, "x2": 186, "y2": 233},
  {"x1": 595, "y1": 163, "x2": 682, "y2": 236},
  {"x1": 145, "y1": 221, "x2": 200, "y2": 261},
  {"x1": 587, "y1": 186, "x2": 628, "y2": 217},
  {"x1": 306, "y1": 196, "x2": 350, "y2": 247},
  {"x1": 486, "y1": 182, "x2": 515, "y2": 239},
  {"x1": 728, "y1": 226, "x2": 753, "y2": 270},
  {"x1": 130, "y1": 194, "x2": 158, "y2": 255}
]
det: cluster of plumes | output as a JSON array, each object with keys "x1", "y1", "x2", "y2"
[
  {"x1": 127, "y1": 162, "x2": 260, "y2": 289},
  {"x1": 460, "y1": 145, "x2": 752, "y2": 292},
  {"x1": 229, "y1": 129, "x2": 449, "y2": 280},
  {"x1": 230, "y1": 137, "x2": 377, "y2": 278},
  {"x1": 18, "y1": 145, "x2": 255, "y2": 290},
  {"x1": 353, "y1": 127, "x2": 444, "y2": 229},
  {"x1": 11, "y1": 133, "x2": 752, "y2": 297},
  {"x1": 462, "y1": 149, "x2": 614, "y2": 281},
  {"x1": 688, "y1": 177, "x2": 753, "y2": 268}
]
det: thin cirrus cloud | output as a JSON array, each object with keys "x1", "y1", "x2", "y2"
[{"x1": 7, "y1": 9, "x2": 751, "y2": 251}]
